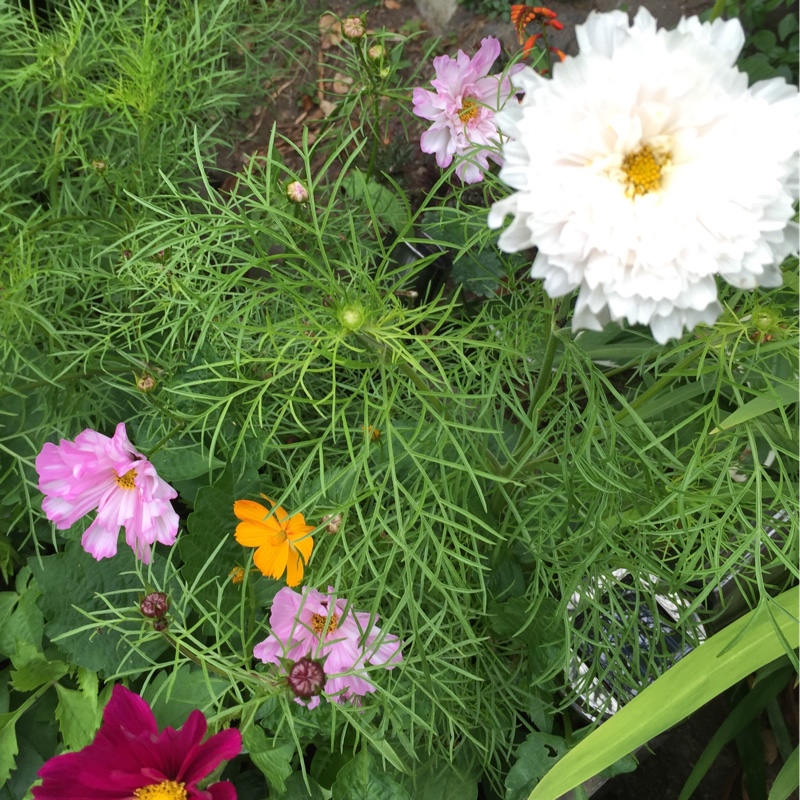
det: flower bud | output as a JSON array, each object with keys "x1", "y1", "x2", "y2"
[
  {"x1": 286, "y1": 181, "x2": 309, "y2": 204},
  {"x1": 153, "y1": 618, "x2": 169, "y2": 632},
  {"x1": 140, "y1": 592, "x2": 170, "y2": 619},
  {"x1": 92, "y1": 159, "x2": 107, "y2": 173},
  {"x1": 322, "y1": 513, "x2": 342, "y2": 535},
  {"x1": 287, "y1": 657, "x2": 326, "y2": 699},
  {"x1": 136, "y1": 374, "x2": 156, "y2": 393},
  {"x1": 367, "y1": 44, "x2": 385, "y2": 61},
  {"x1": 340, "y1": 304, "x2": 364, "y2": 331},
  {"x1": 342, "y1": 16, "x2": 365, "y2": 39}
]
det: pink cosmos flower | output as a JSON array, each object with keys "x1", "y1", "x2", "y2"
[
  {"x1": 33, "y1": 684, "x2": 242, "y2": 800},
  {"x1": 254, "y1": 586, "x2": 402, "y2": 709},
  {"x1": 412, "y1": 37, "x2": 515, "y2": 183},
  {"x1": 35, "y1": 422, "x2": 179, "y2": 563}
]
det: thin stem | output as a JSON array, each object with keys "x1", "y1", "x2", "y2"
[{"x1": 144, "y1": 423, "x2": 186, "y2": 458}]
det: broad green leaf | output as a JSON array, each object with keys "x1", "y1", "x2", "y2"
[
  {"x1": 143, "y1": 665, "x2": 228, "y2": 730},
  {"x1": 282, "y1": 772, "x2": 329, "y2": 799},
  {"x1": 243, "y1": 725, "x2": 294, "y2": 795},
  {"x1": 55, "y1": 683, "x2": 101, "y2": 750},
  {"x1": 528, "y1": 586, "x2": 799, "y2": 800},
  {"x1": 768, "y1": 745, "x2": 799, "y2": 800},
  {"x1": 0, "y1": 570, "x2": 44, "y2": 658},
  {"x1": 182, "y1": 464, "x2": 260, "y2": 594},
  {"x1": 149, "y1": 445, "x2": 225, "y2": 482},
  {"x1": 10, "y1": 643, "x2": 68, "y2": 692},
  {"x1": 0, "y1": 713, "x2": 19, "y2": 786},
  {"x1": 505, "y1": 733, "x2": 567, "y2": 800},
  {"x1": 711, "y1": 382, "x2": 798, "y2": 433},
  {"x1": 402, "y1": 758, "x2": 478, "y2": 800},
  {"x1": 28, "y1": 544, "x2": 168, "y2": 675},
  {"x1": 330, "y1": 748, "x2": 410, "y2": 800},
  {"x1": 0, "y1": 684, "x2": 49, "y2": 784}
]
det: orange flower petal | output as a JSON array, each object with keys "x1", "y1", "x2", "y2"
[
  {"x1": 284, "y1": 547, "x2": 305, "y2": 587},
  {"x1": 235, "y1": 520, "x2": 283, "y2": 547},
  {"x1": 292, "y1": 534, "x2": 314, "y2": 563},
  {"x1": 254, "y1": 541, "x2": 288, "y2": 580},
  {"x1": 285, "y1": 513, "x2": 313, "y2": 537},
  {"x1": 259, "y1": 495, "x2": 289, "y2": 521},
  {"x1": 233, "y1": 499, "x2": 270, "y2": 522}
]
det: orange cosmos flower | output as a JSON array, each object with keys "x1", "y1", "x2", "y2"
[{"x1": 233, "y1": 495, "x2": 314, "y2": 587}]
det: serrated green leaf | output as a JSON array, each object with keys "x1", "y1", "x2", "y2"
[
  {"x1": 76, "y1": 667, "x2": 99, "y2": 701},
  {"x1": 0, "y1": 714, "x2": 19, "y2": 787},
  {"x1": 54, "y1": 683, "x2": 101, "y2": 750},
  {"x1": 243, "y1": 726, "x2": 294, "y2": 795},
  {"x1": 505, "y1": 733, "x2": 567, "y2": 800},
  {"x1": 10, "y1": 643, "x2": 68, "y2": 692},
  {"x1": 0, "y1": 571, "x2": 44, "y2": 659},
  {"x1": 0, "y1": 684, "x2": 49, "y2": 785},
  {"x1": 450, "y1": 250, "x2": 503, "y2": 297},
  {"x1": 341, "y1": 171, "x2": 406, "y2": 232},
  {"x1": 330, "y1": 748, "x2": 410, "y2": 800}
]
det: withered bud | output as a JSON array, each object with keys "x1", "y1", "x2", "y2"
[
  {"x1": 286, "y1": 180, "x2": 309, "y2": 204},
  {"x1": 92, "y1": 159, "x2": 107, "y2": 173},
  {"x1": 153, "y1": 618, "x2": 169, "y2": 632},
  {"x1": 287, "y1": 657, "x2": 326, "y2": 699},
  {"x1": 140, "y1": 591, "x2": 170, "y2": 619},
  {"x1": 342, "y1": 16, "x2": 365, "y2": 39},
  {"x1": 322, "y1": 513, "x2": 342, "y2": 535}
]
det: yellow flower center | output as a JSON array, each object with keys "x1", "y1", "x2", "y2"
[
  {"x1": 114, "y1": 468, "x2": 138, "y2": 490},
  {"x1": 458, "y1": 98, "x2": 480, "y2": 123},
  {"x1": 620, "y1": 144, "x2": 671, "y2": 197},
  {"x1": 133, "y1": 781, "x2": 188, "y2": 800},
  {"x1": 311, "y1": 612, "x2": 339, "y2": 635}
]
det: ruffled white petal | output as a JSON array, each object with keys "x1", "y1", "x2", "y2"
[{"x1": 489, "y1": 9, "x2": 800, "y2": 343}]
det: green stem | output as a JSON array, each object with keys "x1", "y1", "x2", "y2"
[
  {"x1": 144, "y1": 423, "x2": 186, "y2": 458},
  {"x1": 709, "y1": 0, "x2": 727, "y2": 21},
  {"x1": 505, "y1": 297, "x2": 568, "y2": 471}
]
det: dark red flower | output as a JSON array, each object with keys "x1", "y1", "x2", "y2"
[{"x1": 33, "y1": 685, "x2": 241, "y2": 800}]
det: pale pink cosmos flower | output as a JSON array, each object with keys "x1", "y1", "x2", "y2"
[
  {"x1": 254, "y1": 586, "x2": 402, "y2": 709},
  {"x1": 412, "y1": 37, "x2": 515, "y2": 184},
  {"x1": 35, "y1": 422, "x2": 179, "y2": 563}
]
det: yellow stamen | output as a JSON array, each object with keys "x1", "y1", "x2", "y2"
[
  {"x1": 620, "y1": 145, "x2": 671, "y2": 197},
  {"x1": 133, "y1": 781, "x2": 188, "y2": 800},
  {"x1": 458, "y1": 98, "x2": 480, "y2": 123},
  {"x1": 311, "y1": 612, "x2": 339, "y2": 635},
  {"x1": 114, "y1": 468, "x2": 138, "y2": 490}
]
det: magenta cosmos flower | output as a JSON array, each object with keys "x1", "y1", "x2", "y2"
[
  {"x1": 412, "y1": 37, "x2": 515, "y2": 183},
  {"x1": 35, "y1": 422, "x2": 179, "y2": 563},
  {"x1": 33, "y1": 685, "x2": 241, "y2": 800},
  {"x1": 254, "y1": 586, "x2": 402, "y2": 708}
]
